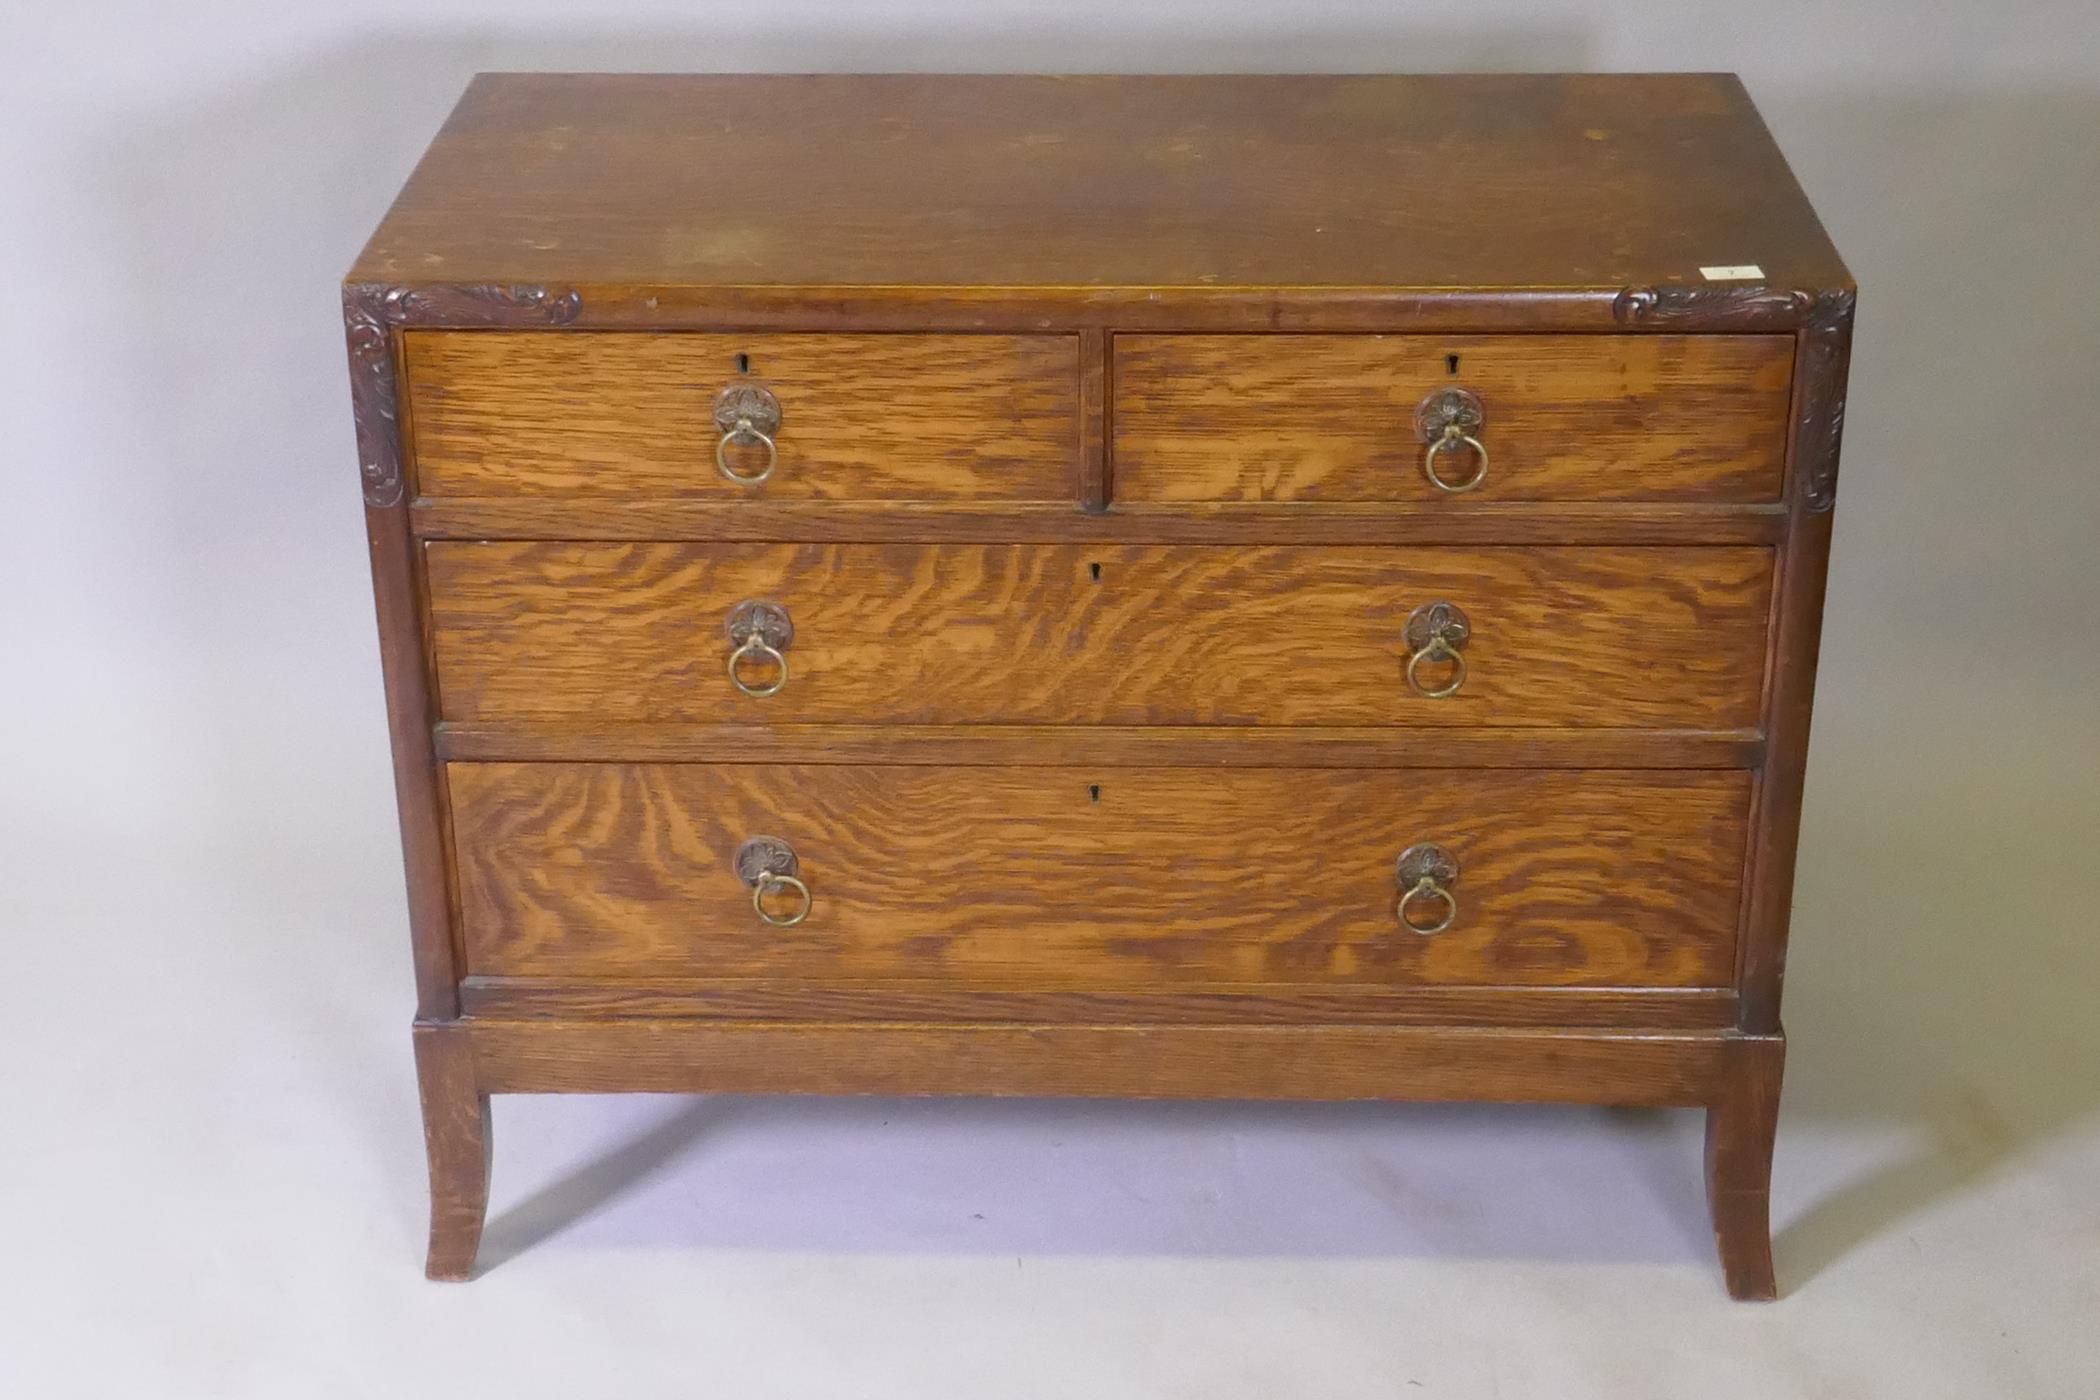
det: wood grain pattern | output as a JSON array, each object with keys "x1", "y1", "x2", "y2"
[
  {"x1": 1707, "y1": 1033, "x2": 1785, "y2": 1298},
  {"x1": 412, "y1": 1022, "x2": 489, "y2": 1281},
  {"x1": 447, "y1": 763, "x2": 1750, "y2": 987},
  {"x1": 1740, "y1": 292, "x2": 1857, "y2": 1032},
  {"x1": 409, "y1": 498, "x2": 1789, "y2": 546},
  {"x1": 1114, "y1": 334, "x2": 1793, "y2": 503},
  {"x1": 433, "y1": 721, "x2": 1764, "y2": 770},
  {"x1": 457, "y1": 977, "x2": 1737, "y2": 1028},
  {"x1": 348, "y1": 284, "x2": 583, "y2": 506},
  {"x1": 348, "y1": 312, "x2": 461, "y2": 1019},
  {"x1": 426, "y1": 543, "x2": 1773, "y2": 728},
  {"x1": 465, "y1": 1019, "x2": 1743, "y2": 1106},
  {"x1": 403, "y1": 331, "x2": 1079, "y2": 500},
  {"x1": 1078, "y1": 328, "x2": 1109, "y2": 510},
  {"x1": 351, "y1": 75, "x2": 1850, "y2": 295}
]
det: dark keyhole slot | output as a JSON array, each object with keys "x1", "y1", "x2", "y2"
[
  {"x1": 1089, "y1": 562, "x2": 1103, "y2": 581},
  {"x1": 736, "y1": 352, "x2": 752, "y2": 374},
  {"x1": 1088, "y1": 784, "x2": 1102, "y2": 802},
  {"x1": 1445, "y1": 353, "x2": 1462, "y2": 375}
]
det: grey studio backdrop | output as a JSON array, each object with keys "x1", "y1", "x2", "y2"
[{"x1": 4, "y1": 3, "x2": 2095, "y2": 1398}]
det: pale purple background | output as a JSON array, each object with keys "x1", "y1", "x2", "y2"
[{"x1": 4, "y1": 2, "x2": 2097, "y2": 1396}]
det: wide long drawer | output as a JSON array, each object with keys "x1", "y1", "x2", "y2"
[
  {"x1": 449, "y1": 763, "x2": 1750, "y2": 988},
  {"x1": 1113, "y1": 334, "x2": 1794, "y2": 503},
  {"x1": 403, "y1": 332, "x2": 1081, "y2": 501},
  {"x1": 425, "y1": 543, "x2": 1772, "y2": 728}
]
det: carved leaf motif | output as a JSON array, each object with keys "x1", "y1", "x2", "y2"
[
  {"x1": 734, "y1": 836, "x2": 799, "y2": 885},
  {"x1": 1796, "y1": 289, "x2": 1857, "y2": 512},
  {"x1": 1611, "y1": 284, "x2": 1854, "y2": 512},
  {"x1": 342, "y1": 283, "x2": 584, "y2": 506},
  {"x1": 382, "y1": 284, "x2": 584, "y2": 327},
  {"x1": 1395, "y1": 842, "x2": 1460, "y2": 887},
  {"x1": 1611, "y1": 284, "x2": 1814, "y2": 330},
  {"x1": 713, "y1": 383, "x2": 782, "y2": 435},
  {"x1": 1404, "y1": 601, "x2": 1471, "y2": 652},
  {"x1": 1414, "y1": 387, "x2": 1484, "y2": 442},
  {"x1": 343, "y1": 287, "x2": 405, "y2": 507}
]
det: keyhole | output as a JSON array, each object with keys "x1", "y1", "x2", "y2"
[
  {"x1": 1445, "y1": 352, "x2": 1462, "y2": 375},
  {"x1": 736, "y1": 352, "x2": 752, "y2": 375},
  {"x1": 1089, "y1": 561, "x2": 1103, "y2": 581},
  {"x1": 1088, "y1": 784, "x2": 1102, "y2": 802}
]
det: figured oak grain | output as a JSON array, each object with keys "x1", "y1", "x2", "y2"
[
  {"x1": 1113, "y1": 334, "x2": 1794, "y2": 503},
  {"x1": 403, "y1": 331, "x2": 1080, "y2": 500},
  {"x1": 447, "y1": 763, "x2": 1751, "y2": 988},
  {"x1": 425, "y1": 543, "x2": 1773, "y2": 728}
]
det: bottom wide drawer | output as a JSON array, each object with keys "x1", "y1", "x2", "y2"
[{"x1": 449, "y1": 762, "x2": 1749, "y2": 989}]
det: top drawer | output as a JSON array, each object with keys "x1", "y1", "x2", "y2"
[
  {"x1": 402, "y1": 332, "x2": 1080, "y2": 500},
  {"x1": 1113, "y1": 335, "x2": 1794, "y2": 504}
]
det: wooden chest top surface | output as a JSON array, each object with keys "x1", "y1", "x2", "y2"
[{"x1": 350, "y1": 72, "x2": 1850, "y2": 294}]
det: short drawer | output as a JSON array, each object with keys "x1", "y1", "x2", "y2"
[
  {"x1": 1112, "y1": 334, "x2": 1794, "y2": 503},
  {"x1": 449, "y1": 763, "x2": 1750, "y2": 988},
  {"x1": 403, "y1": 332, "x2": 1080, "y2": 500},
  {"x1": 426, "y1": 543, "x2": 1772, "y2": 728}
]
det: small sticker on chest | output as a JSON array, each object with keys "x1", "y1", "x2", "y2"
[{"x1": 1700, "y1": 264, "x2": 1766, "y2": 281}]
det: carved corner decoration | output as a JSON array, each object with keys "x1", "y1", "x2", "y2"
[
  {"x1": 1610, "y1": 283, "x2": 1815, "y2": 331},
  {"x1": 342, "y1": 287, "x2": 406, "y2": 507},
  {"x1": 342, "y1": 283, "x2": 583, "y2": 507},
  {"x1": 1612, "y1": 283, "x2": 1855, "y2": 513},
  {"x1": 1793, "y1": 289, "x2": 1856, "y2": 513}
]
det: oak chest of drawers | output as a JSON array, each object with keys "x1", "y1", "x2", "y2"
[{"x1": 344, "y1": 73, "x2": 1854, "y2": 1298}]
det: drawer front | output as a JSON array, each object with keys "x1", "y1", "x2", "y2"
[
  {"x1": 427, "y1": 543, "x2": 1771, "y2": 728},
  {"x1": 1113, "y1": 334, "x2": 1794, "y2": 503},
  {"x1": 403, "y1": 332, "x2": 1080, "y2": 500},
  {"x1": 450, "y1": 763, "x2": 1749, "y2": 988}
]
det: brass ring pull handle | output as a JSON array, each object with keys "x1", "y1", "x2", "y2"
[
  {"x1": 736, "y1": 836, "x2": 812, "y2": 927},
  {"x1": 713, "y1": 383, "x2": 783, "y2": 485},
  {"x1": 725, "y1": 600, "x2": 793, "y2": 697},
  {"x1": 1398, "y1": 876, "x2": 1458, "y2": 935},
  {"x1": 1394, "y1": 842, "x2": 1460, "y2": 935},
  {"x1": 751, "y1": 871, "x2": 812, "y2": 926},
  {"x1": 1406, "y1": 636, "x2": 1468, "y2": 699},
  {"x1": 1415, "y1": 387, "x2": 1488, "y2": 493},
  {"x1": 1403, "y1": 601, "x2": 1471, "y2": 699},
  {"x1": 1424, "y1": 425, "x2": 1489, "y2": 492},
  {"x1": 728, "y1": 632, "x2": 789, "y2": 696}
]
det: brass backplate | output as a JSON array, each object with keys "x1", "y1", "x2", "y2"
[
  {"x1": 734, "y1": 835, "x2": 800, "y2": 887},
  {"x1": 1395, "y1": 842, "x2": 1460, "y2": 887},
  {"x1": 726, "y1": 599, "x2": 795, "y2": 650},
  {"x1": 713, "y1": 382, "x2": 782, "y2": 434},
  {"x1": 1414, "y1": 386, "x2": 1485, "y2": 443},
  {"x1": 1403, "y1": 600, "x2": 1471, "y2": 653}
]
